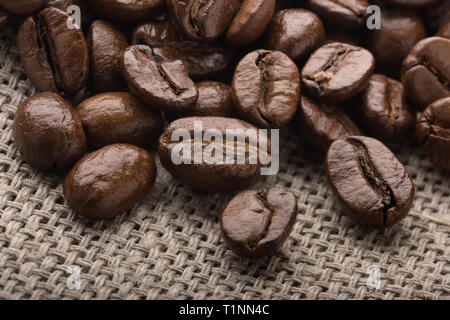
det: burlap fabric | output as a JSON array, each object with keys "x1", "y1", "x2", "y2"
[{"x1": 0, "y1": 27, "x2": 449, "y2": 300}]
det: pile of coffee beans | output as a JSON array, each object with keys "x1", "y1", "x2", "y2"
[{"x1": 2, "y1": 0, "x2": 449, "y2": 259}]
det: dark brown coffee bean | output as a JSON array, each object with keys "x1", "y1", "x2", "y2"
[
  {"x1": 0, "y1": 6, "x2": 10, "y2": 30},
  {"x1": 402, "y1": 37, "x2": 450, "y2": 111},
  {"x1": 379, "y1": 0, "x2": 440, "y2": 8},
  {"x1": 326, "y1": 136, "x2": 415, "y2": 229},
  {"x1": 324, "y1": 32, "x2": 358, "y2": 46},
  {"x1": 88, "y1": 20, "x2": 128, "y2": 93},
  {"x1": 158, "y1": 117, "x2": 271, "y2": 193},
  {"x1": 437, "y1": 22, "x2": 450, "y2": 39},
  {"x1": 226, "y1": 0, "x2": 276, "y2": 47},
  {"x1": 63, "y1": 144, "x2": 156, "y2": 220},
  {"x1": 123, "y1": 45, "x2": 198, "y2": 113},
  {"x1": 45, "y1": 0, "x2": 94, "y2": 32},
  {"x1": 416, "y1": 97, "x2": 450, "y2": 172},
  {"x1": 13, "y1": 92, "x2": 86, "y2": 172},
  {"x1": 265, "y1": 9, "x2": 325, "y2": 62},
  {"x1": 232, "y1": 49, "x2": 300, "y2": 129},
  {"x1": 167, "y1": 0, "x2": 240, "y2": 42},
  {"x1": 364, "y1": 10, "x2": 426, "y2": 78},
  {"x1": 132, "y1": 21, "x2": 232, "y2": 80},
  {"x1": 298, "y1": 95, "x2": 362, "y2": 154},
  {"x1": 88, "y1": 0, "x2": 164, "y2": 23},
  {"x1": 358, "y1": 74, "x2": 416, "y2": 144},
  {"x1": 76, "y1": 92, "x2": 164, "y2": 149},
  {"x1": 307, "y1": 0, "x2": 370, "y2": 30},
  {"x1": 0, "y1": 0, "x2": 46, "y2": 16},
  {"x1": 184, "y1": 81, "x2": 235, "y2": 117},
  {"x1": 425, "y1": 0, "x2": 450, "y2": 32},
  {"x1": 220, "y1": 187, "x2": 297, "y2": 259},
  {"x1": 17, "y1": 7, "x2": 89, "y2": 97},
  {"x1": 302, "y1": 42, "x2": 375, "y2": 103}
]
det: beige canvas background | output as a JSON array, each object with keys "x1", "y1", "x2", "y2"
[{"x1": 0, "y1": 28, "x2": 449, "y2": 300}]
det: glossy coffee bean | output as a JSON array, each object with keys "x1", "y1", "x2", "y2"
[
  {"x1": 158, "y1": 117, "x2": 270, "y2": 192},
  {"x1": 88, "y1": 20, "x2": 128, "y2": 93},
  {"x1": 232, "y1": 50, "x2": 300, "y2": 129},
  {"x1": 265, "y1": 9, "x2": 325, "y2": 62},
  {"x1": 17, "y1": 7, "x2": 89, "y2": 97},
  {"x1": 132, "y1": 21, "x2": 232, "y2": 80},
  {"x1": 326, "y1": 136, "x2": 415, "y2": 229},
  {"x1": 45, "y1": 0, "x2": 94, "y2": 32},
  {"x1": 167, "y1": 0, "x2": 240, "y2": 42},
  {"x1": 63, "y1": 144, "x2": 156, "y2": 220},
  {"x1": 221, "y1": 187, "x2": 297, "y2": 259},
  {"x1": 226, "y1": 0, "x2": 276, "y2": 47},
  {"x1": 416, "y1": 97, "x2": 450, "y2": 172},
  {"x1": 307, "y1": 0, "x2": 370, "y2": 30},
  {"x1": 302, "y1": 42, "x2": 375, "y2": 103},
  {"x1": 88, "y1": 0, "x2": 164, "y2": 23},
  {"x1": 402, "y1": 37, "x2": 450, "y2": 111},
  {"x1": 379, "y1": 0, "x2": 440, "y2": 8},
  {"x1": 324, "y1": 32, "x2": 358, "y2": 46},
  {"x1": 123, "y1": 45, "x2": 198, "y2": 113},
  {"x1": 0, "y1": 0, "x2": 46, "y2": 16},
  {"x1": 76, "y1": 92, "x2": 164, "y2": 149},
  {"x1": 437, "y1": 22, "x2": 450, "y2": 39},
  {"x1": 13, "y1": 92, "x2": 86, "y2": 172},
  {"x1": 184, "y1": 82, "x2": 235, "y2": 117},
  {"x1": 364, "y1": 10, "x2": 426, "y2": 78},
  {"x1": 358, "y1": 74, "x2": 416, "y2": 144},
  {"x1": 425, "y1": 0, "x2": 450, "y2": 32},
  {"x1": 298, "y1": 95, "x2": 362, "y2": 154}
]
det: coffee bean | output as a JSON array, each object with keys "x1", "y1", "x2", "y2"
[
  {"x1": 226, "y1": 0, "x2": 276, "y2": 47},
  {"x1": 63, "y1": 144, "x2": 156, "y2": 220},
  {"x1": 358, "y1": 74, "x2": 416, "y2": 144},
  {"x1": 425, "y1": 0, "x2": 450, "y2": 32},
  {"x1": 265, "y1": 9, "x2": 325, "y2": 62},
  {"x1": 402, "y1": 37, "x2": 450, "y2": 111},
  {"x1": 76, "y1": 92, "x2": 164, "y2": 149},
  {"x1": 416, "y1": 97, "x2": 450, "y2": 172},
  {"x1": 220, "y1": 187, "x2": 297, "y2": 259},
  {"x1": 0, "y1": 0, "x2": 46, "y2": 16},
  {"x1": 132, "y1": 20, "x2": 232, "y2": 80},
  {"x1": 184, "y1": 81, "x2": 235, "y2": 117},
  {"x1": 167, "y1": 0, "x2": 240, "y2": 42},
  {"x1": 326, "y1": 136, "x2": 415, "y2": 229},
  {"x1": 379, "y1": 0, "x2": 440, "y2": 8},
  {"x1": 45, "y1": 0, "x2": 94, "y2": 32},
  {"x1": 88, "y1": 20, "x2": 128, "y2": 93},
  {"x1": 13, "y1": 92, "x2": 86, "y2": 172},
  {"x1": 88, "y1": 0, "x2": 164, "y2": 23},
  {"x1": 158, "y1": 117, "x2": 271, "y2": 192},
  {"x1": 364, "y1": 10, "x2": 426, "y2": 78},
  {"x1": 324, "y1": 32, "x2": 358, "y2": 46},
  {"x1": 302, "y1": 42, "x2": 375, "y2": 103},
  {"x1": 232, "y1": 49, "x2": 300, "y2": 129},
  {"x1": 307, "y1": 0, "x2": 370, "y2": 30},
  {"x1": 437, "y1": 22, "x2": 450, "y2": 39},
  {"x1": 123, "y1": 45, "x2": 198, "y2": 113},
  {"x1": 17, "y1": 7, "x2": 89, "y2": 97},
  {"x1": 298, "y1": 95, "x2": 362, "y2": 154},
  {"x1": 0, "y1": 7, "x2": 10, "y2": 30}
]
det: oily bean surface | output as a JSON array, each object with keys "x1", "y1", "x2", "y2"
[
  {"x1": 326, "y1": 136, "x2": 415, "y2": 229},
  {"x1": 184, "y1": 81, "x2": 235, "y2": 117},
  {"x1": 63, "y1": 144, "x2": 156, "y2": 220},
  {"x1": 88, "y1": 0, "x2": 164, "y2": 23},
  {"x1": 13, "y1": 92, "x2": 86, "y2": 172},
  {"x1": 221, "y1": 187, "x2": 297, "y2": 259},
  {"x1": 437, "y1": 22, "x2": 450, "y2": 39},
  {"x1": 379, "y1": 0, "x2": 440, "y2": 8},
  {"x1": 0, "y1": 0, "x2": 46, "y2": 16}
]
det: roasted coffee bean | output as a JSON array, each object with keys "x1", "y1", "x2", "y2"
[
  {"x1": 132, "y1": 21, "x2": 232, "y2": 80},
  {"x1": 298, "y1": 95, "x2": 362, "y2": 154},
  {"x1": 63, "y1": 144, "x2": 156, "y2": 220},
  {"x1": 88, "y1": 20, "x2": 128, "y2": 93},
  {"x1": 76, "y1": 92, "x2": 164, "y2": 148},
  {"x1": 220, "y1": 187, "x2": 297, "y2": 259},
  {"x1": 402, "y1": 37, "x2": 450, "y2": 111},
  {"x1": 307, "y1": 0, "x2": 370, "y2": 30},
  {"x1": 0, "y1": 0, "x2": 46, "y2": 16},
  {"x1": 45, "y1": 0, "x2": 94, "y2": 32},
  {"x1": 379, "y1": 0, "x2": 440, "y2": 8},
  {"x1": 88, "y1": 0, "x2": 164, "y2": 23},
  {"x1": 167, "y1": 0, "x2": 240, "y2": 42},
  {"x1": 326, "y1": 136, "x2": 415, "y2": 229},
  {"x1": 265, "y1": 9, "x2": 325, "y2": 63},
  {"x1": 425, "y1": 0, "x2": 450, "y2": 32},
  {"x1": 158, "y1": 117, "x2": 271, "y2": 193},
  {"x1": 184, "y1": 81, "x2": 235, "y2": 117},
  {"x1": 437, "y1": 22, "x2": 450, "y2": 39},
  {"x1": 416, "y1": 97, "x2": 450, "y2": 172},
  {"x1": 0, "y1": 7, "x2": 10, "y2": 30},
  {"x1": 232, "y1": 49, "x2": 300, "y2": 129},
  {"x1": 17, "y1": 7, "x2": 89, "y2": 97},
  {"x1": 358, "y1": 74, "x2": 416, "y2": 144},
  {"x1": 226, "y1": 0, "x2": 276, "y2": 47},
  {"x1": 302, "y1": 42, "x2": 375, "y2": 103},
  {"x1": 13, "y1": 92, "x2": 86, "y2": 172},
  {"x1": 324, "y1": 32, "x2": 358, "y2": 46},
  {"x1": 123, "y1": 45, "x2": 198, "y2": 113}
]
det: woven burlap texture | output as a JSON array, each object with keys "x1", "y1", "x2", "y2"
[{"x1": 0, "y1": 28, "x2": 449, "y2": 300}]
